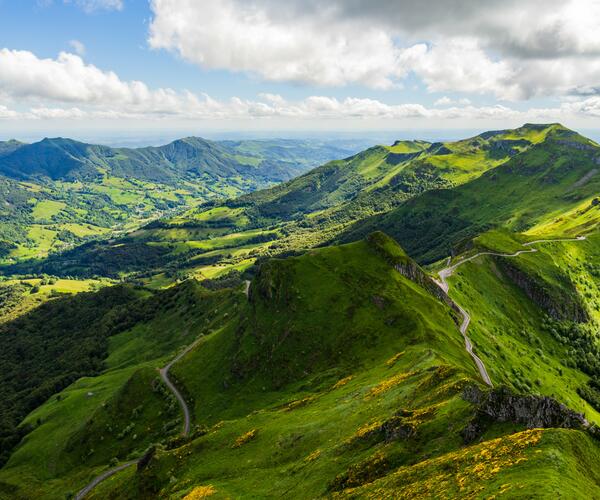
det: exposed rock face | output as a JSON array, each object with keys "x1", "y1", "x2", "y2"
[
  {"x1": 380, "y1": 415, "x2": 416, "y2": 442},
  {"x1": 393, "y1": 260, "x2": 461, "y2": 323},
  {"x1": 486, "y1": 139, "x2": 531, "y2": 157},
  {"x1": 461, "y1": 385, "x2": 588, "y2": 443},
  {"x1": 495, "y1": 257, "x2": 589, "y2": 323}
]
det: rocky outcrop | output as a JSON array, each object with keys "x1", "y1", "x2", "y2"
[
  {"x1": 393, "y1": 259, "x2": 460, "y2": 315},
  {"x1": 494, "y1": 257, "x2": 589, "y2": 323},
  {"x1": 486, "y1": 139, "x2": 531, "y2": 157},
  {"x1": 461, "y1": 385, "x2": 588, "y2": 443}
]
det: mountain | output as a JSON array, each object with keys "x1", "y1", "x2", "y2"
[
  {"x1": 340, "y1": 124, "x2": 600, "y2": 263},
  {"x1": 1, "y1": 124, "x2": 600, "y2": 496},
  {"x1": 0, "y1": 140, "x2": 24, "y2": 158},
  {"x1": 27, "y1": 123, "x2": 585, "y2": 283},
  {"x1": 1, "y1": 233, "x2": 600, "y2": 498},
  {"x1": 0, "y1": 137, "x2": 365, "y2": 264},
  {"x1": 0, "y1": 136, "x2": 303, "y2": 183}
]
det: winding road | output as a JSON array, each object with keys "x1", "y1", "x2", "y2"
[
  {"x1": 435, "y1": 235, "x2": 586, "y2": 387},
  {"x1": 75, "y1": 331, "x2": 205, "y2": 498}
]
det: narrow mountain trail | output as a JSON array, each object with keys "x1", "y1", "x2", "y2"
[
  {"x1": 435, "y1": 236, "x2": 586, "y2": 387},
  {"x1": 75, "y1": 332, "x2": 207, "y2": 499}
]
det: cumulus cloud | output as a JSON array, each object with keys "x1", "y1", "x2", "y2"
[
  {"x1": 148, "y1": 0, "x2": 600, "y2": 100},
  {"x1": 148, "y1": 0, "x2": 415, "y2": 89},
  {"x1": 2, "y1": 48, "x2": 600, "y2": 125},
  {"x1": 0, "y1": 49, "x2": 189, "y2": 112}
]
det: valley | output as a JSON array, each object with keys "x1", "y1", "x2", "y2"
[{"x1": 1, "y1": 124, "x2": 600, "y2": 499}]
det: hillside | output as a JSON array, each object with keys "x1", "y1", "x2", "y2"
[
  {"x1": 0, "y1": 137, "x2": 360, "y2": 264},
  {"x1": 2, "y1": 233, "x2": 600, "y2": 498},
  {"x1": 0, "y1": 140, "x2": 24, "y2": 158},
  {"x1": 27, "y1": 124, "x2": 560, "y2": 283},
  {"x1": 342, "y1": 124, "x2": 600, "y2": 263}
]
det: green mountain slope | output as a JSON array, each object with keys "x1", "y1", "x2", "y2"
[
  {"x1": 31, "y1": 125, "x2": 558, "y2": 283},
  {"x1": 0, "y1": 137, "x2": 361, "y2": 264},
  {"x1": 342, "y1": 124, "x2": 600, "y2": 263},
  {"x1": 2, "y1": 233, "x2": 600, "y2": 498}
]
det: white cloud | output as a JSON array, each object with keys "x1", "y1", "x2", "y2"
[
  {"x1": 0, "y1": 49, "x2": 189, "y2": 112},
  {"x1": 68, "y1": 40, "x2": 86, "y2": 56},
  {"x1": 64, "y1": 0, "x2": 123, "y2": 12},
  {"x1": 148, "y1": 0, "x2": 412, "y2": 89},
  {"x1": 2, "y1": 48, "x2": 600, "y2": 126},
  {"x1": 148, "y1": 0, "x2": 600, "y2": 100}
]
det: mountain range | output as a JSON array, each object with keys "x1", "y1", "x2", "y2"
[
  {"x1": 0, "y1": 136, "x2": 368, "y2": 264},
  {"x1": 0, "y1": 124, "x2": 600, "y2": 498}
]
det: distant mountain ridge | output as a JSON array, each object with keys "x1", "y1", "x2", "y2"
[
  {"x1": 0, "y1": 136, "x2": 368, "y2": 264},
  {"x1": 0, "y1": 136, "x2": 301, "y2": 184}
]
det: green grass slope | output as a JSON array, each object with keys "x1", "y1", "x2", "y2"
[
  {"x1": 0, "y1": 280, "x2": 243, "y2": 498},
  {"x1": 342, "y1": 124, "x2": 600, "y2": 263},
  {"x1": 36, "y1": 124, "x2": 557, "y2": 283},
  {"x1": 442, "y1": 230, "x2": 600, "y2": 418},
  {"x1": 47, "y1": 233, "x2": 598, "y2": 500}
]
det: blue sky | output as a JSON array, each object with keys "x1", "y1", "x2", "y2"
[{"x1": 0, "y1": 0, "x2": 599, "y2": 141}]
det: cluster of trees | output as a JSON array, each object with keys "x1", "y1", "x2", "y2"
[
  {"x1": 542, "y1": 316, "x2": 600, "y2": 411},
  {"x1": 0, "y1": 285, "x2": 146, "y2": 466}
]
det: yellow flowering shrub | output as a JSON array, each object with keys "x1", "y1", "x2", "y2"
[
  {"x1": 385, "y1": 351, "x2": 405, "y2": 366},
  {"x1": 332, "y1": 375, "x2": 354, "y2": 389},
  {"x1": 232, "y1": 428, "x2": 258, "y2": 448},
  {"x1": 365, "y1": 371, "x2": 417, "y2": 399},
  {"x1": 184, "y1": 485, "x2": 217, "y2": 499}
]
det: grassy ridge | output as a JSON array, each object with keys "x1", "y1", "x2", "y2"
[
  {"x1": 35, "y1": 125, "x2": 558, "y2": 284},
  {"x1": 342, "y1": 125, "x2": 600, "y2": 263}
]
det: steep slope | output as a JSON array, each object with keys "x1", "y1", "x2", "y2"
[
  {"x1": 33, "y1": 124, "x2": 557, "y2": 283},
  {"x1": 341, "y1": 124, "x2": 600, "y2": 263},
  {"x1": 0, "y1": 280, "x2": 242, "y2": 497},
  {"x1": 2, "y1": 234, "x2": 600, "y2": 498}
]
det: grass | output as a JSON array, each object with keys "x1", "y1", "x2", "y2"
[
  {"x1": 0, "y1": 282, "x2": 243, "y2": 499},
  {"x1": 440, "y1": 229, "x2": 600, "y2": 421},
  {"x1": 345, "y1": 125, "x2": 600, "y2": 263},
  {"x1": 31, "y1": 200, "x2": 66, "y2": 221},
  {"x1": 2, "y1": 234, "x2": 600, "y2": 498}
]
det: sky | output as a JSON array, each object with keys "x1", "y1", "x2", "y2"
[{"x1": 1, "y1": 0, "x2": 600, "y2": 142}]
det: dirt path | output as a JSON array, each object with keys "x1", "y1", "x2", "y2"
[{"x1": 435, "y1": 235, "x2": 586, "y2": 386}]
